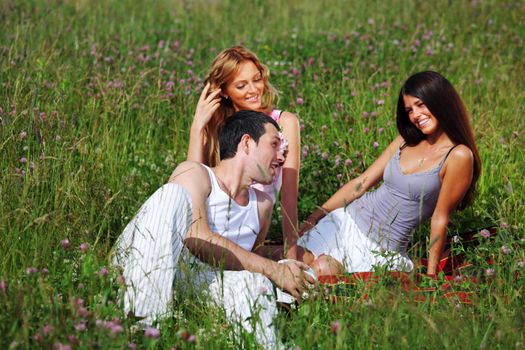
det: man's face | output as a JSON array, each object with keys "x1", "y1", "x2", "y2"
[{"x1": 250, "y1": 123, "x2": 284, "y2": 185}]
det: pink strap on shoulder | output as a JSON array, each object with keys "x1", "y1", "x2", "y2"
[{"x1": 270, "y1": 109, "x2": 282, "y2": 122}]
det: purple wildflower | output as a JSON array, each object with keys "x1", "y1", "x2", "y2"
[
  {"x1": 42, "y1": 324, "x2": 54, "y2": 335},
  {"x1": 330, "y1": 320, "x2": 341, "y2": 334},
  {"x1": 54, "y1": 343, "x2": 71, "y2": 350},
  {"x1": 114, "y1": 274, "x2": 125, "y2": 285},
  {"x1": 144, "y1": 327, "x2": 161, "y2": 338},
  {"x1": 74, "y1": 323, "x2": 87, "y2": 332},
  {"x1": 77, "y1": 306, "x2": 89, "y2": 318},
  {"x1": 79, "y1": 243, "x2": 90, "y2": 253},
  {"x1": 500, "y1": 245, "x2": 511, "y2": 255},
  {"x1": 480, "y1": 229, "x2": 491, "y2": 239},
  {"x1": 61, "y1": 239, "x2": 70, "y2": 249},
  {"x1": 34, "y1": 333, "x2": 43, "y2": 344},
  {"x1": 67, "y1": 335, "x2": 77, "y2": 344},
  {"x1": 109, "y1": 322, "x2": 124, "y2": 334},
  {"x1": 98, "y1": 267, "x2": 109, "y2": 277},
  {"x1": 296, "y1": 97, "x2": 304, "y2": 105}
]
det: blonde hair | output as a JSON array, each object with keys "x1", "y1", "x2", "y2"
[{"x1": 203, "y1": 46, "x2": 278, "y2": 166}]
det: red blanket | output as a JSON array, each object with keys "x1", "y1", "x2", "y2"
[{"x1": 317, "y1": 227, "x2": 498, "y2": 305}]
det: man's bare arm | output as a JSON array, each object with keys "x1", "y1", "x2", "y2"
[{"x1": 169, "y1": 161, "x2": 314, "y2": 298}]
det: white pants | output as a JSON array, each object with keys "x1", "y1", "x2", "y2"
[
  {"x1": 112, "y1": 183, "x2": 192, "y2": 324},
  {"x1": 297, "y1": 208, "x2": 414, "y2": 273},
  {"x1": 113, "y1": 183, "x2": 279, "y2": 349},
  {"x1": 177, "y1": 254, "x2": 279, "y2": 349}
]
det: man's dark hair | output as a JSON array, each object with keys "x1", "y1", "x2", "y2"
[{"x1": 219, "y1": 110, "x2": 280, "y2": 160}]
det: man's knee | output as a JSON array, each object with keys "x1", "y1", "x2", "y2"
[
  {"x1": 293, "y1": 245, "x2": 315, "y2": 265},
  {"x1": 311, "y1": 254, "x2": 345, "y2": 276}
]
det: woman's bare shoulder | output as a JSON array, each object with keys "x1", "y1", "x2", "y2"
[
  {"x1": 447, "y1": 144, "x2": 474, "y2": 165},
  {"x1": 278, "y1": 111, "x2": 299, "y2": 124}
]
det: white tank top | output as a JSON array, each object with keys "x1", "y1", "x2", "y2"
[{"x1": 203, "y1": 165, "x2": 260, "y2": 251}]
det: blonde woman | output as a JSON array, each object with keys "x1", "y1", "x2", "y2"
[{"x1": 186, "y1": 46, "x2": 301, "y2": 257}]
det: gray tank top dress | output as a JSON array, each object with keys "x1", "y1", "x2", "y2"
[{"x1": 297, "y1": 145, "x2": 457, "y2": 272}]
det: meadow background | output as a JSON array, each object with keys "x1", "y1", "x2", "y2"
[{"x1": 1, "y1": 0, "x2": 524, "y2": 348}]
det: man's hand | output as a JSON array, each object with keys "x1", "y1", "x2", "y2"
[
  {"x1": 268, "y1": 260, "x2": 316, "y2": 300},
  {"x1": 285, "y1": 245, "x2": 299, "y2": 260}
]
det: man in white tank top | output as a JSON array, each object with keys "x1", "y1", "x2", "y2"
[{"x1": 113, "y1": 110, "x2": 314, "y2": 349}]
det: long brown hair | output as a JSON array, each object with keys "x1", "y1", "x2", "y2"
[
  {"x1": 396, "y1": 71, "x2": 481, "y2": 210},
  {"x1": 203, "y1": 46, "x2": 278, "y2": 166}
]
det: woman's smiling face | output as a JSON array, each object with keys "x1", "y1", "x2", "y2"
[
  {"x1": 224, "y1": 60, "x2": 265, "y2": 112},
  {"x1": 403, "y1": 94, "x2": 441, "y2": 136}
]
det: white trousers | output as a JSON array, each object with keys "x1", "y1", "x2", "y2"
[
  {"x1": 113, "y1": 183, "x2": 279, "y2": 349},
  {"x1": 112, "y1": 183, "x2": 192, "y2": 324},
  {"x1": 297, "y1": 207, "x2": 414, "y2": 273},
  {"x1": 178, "y1": 255, "x2": 279, "y2": 349}
]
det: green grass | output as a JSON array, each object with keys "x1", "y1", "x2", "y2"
[{"x1": 1, "y1": 0, "x2": 524, "y2": 348}]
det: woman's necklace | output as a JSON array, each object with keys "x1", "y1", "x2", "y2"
[{"x1": 417, "y1": 141, "x2": 453, "y2": 168}]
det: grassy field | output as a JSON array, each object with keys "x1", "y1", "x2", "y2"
[{"x1": 1, "y1": 0, "x2": 524, "y2": 348}]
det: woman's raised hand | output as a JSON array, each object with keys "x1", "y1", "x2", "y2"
[{"x1": 192, "y1": 83, "x2": 222, "y2": 131}]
